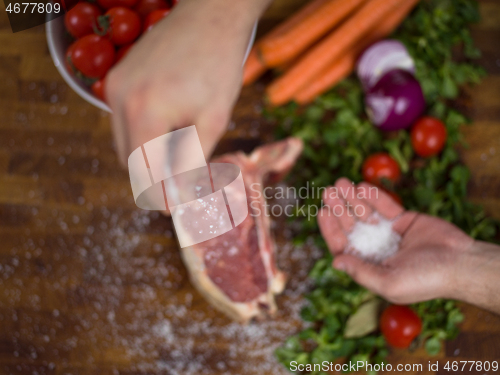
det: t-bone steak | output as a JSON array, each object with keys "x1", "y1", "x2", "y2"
[{"x1": 178, "y1": 137, "x2": 303, "y2": 322}]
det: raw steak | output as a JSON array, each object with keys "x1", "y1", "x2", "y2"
[{"x1": 178, "y1": 137, "x2": 303, "y2": 322}]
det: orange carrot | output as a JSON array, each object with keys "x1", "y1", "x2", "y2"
[
  {"x1": 294, "y1": 0, "x2": 420, "y2": 104},
  {"x1": 262, "y1": 0, "x2": 332, "y2": 42},
  {"x1": 259, "y1": 0, "x2": 367, "y2": 67},
  {"x1": 243, "y1": 47, "x2": 266, "y2": 86},
  {"x1": 242, "y1": 0, "x2": 332, "y2": 85},
  {"x1": 294, "y1": 55, "x2": 356, "y2": 104},
  {"x1": 267, "y1": 0, "x2": 419, "y2": 106}
]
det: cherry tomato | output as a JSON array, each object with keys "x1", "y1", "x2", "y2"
[
  {"x1": 411, "y1": 116, "x2": 447, "y2": 158},
  {"x1": 64, "y1": 2, "x2": 102, "y2": 39},
  {"x1": 380, "y1": 305, "x2": 422, "y2": 348},
  {"x1": 362, "y1": 152, "x2": 401, "y2": 186},
  {"x1": 102, "y1": 7, "x2": 141, "y2": 45},
  {"x1": 134, "y1": 0, "x2": 169, "y2": 18},
  {"x1": 97, "y1": 0, "x2": 139, "y2": 10},
  {"x1": 143, "y1": 8, "x2": 169, "y2": 32},
  {"x1": 91, "y1": 78, "x2": 107, "y2": 102},
  {"x1": 116, "y1": 43, "x2": 134, "y2": 62},
  {"x1": 70, "y1": 34, "x2": 115, "y2": 79},
  {"x1": 170, "y1": 0, "x2": 179, "y2": 6}
]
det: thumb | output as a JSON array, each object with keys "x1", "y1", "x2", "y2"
[{"x1": 333, "y1": 254, "x2": 387, "y2": 295}]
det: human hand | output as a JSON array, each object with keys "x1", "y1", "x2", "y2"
[
  {"x1": 318, "y1": 178, "x2": 475, "y2": 305},
  {"x1": 105, "y1": 0, "x2": 264, "y2": 166}
]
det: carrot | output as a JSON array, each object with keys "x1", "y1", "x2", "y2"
[
  {"x1": 259, "y1": 0, "x2": 367, "y2": 67},
  {"x1": 267, "y1": 0, "x2": 419, "y2": 106},
  {"x1": 261, "y1": 0, "x2": 332, "y2": 42},
  {"x1": 243, "y1": 47, "x2": 266, "y2": 86},
  {"x1": 294, "y1": 55, "x2": 356, "y2": 104},
  {"x1": 294, "y1": 0, "x2": 420, "y2": 104},
  {"x1": 242, "y1": 0, "x2": 332, "y2": 85}
]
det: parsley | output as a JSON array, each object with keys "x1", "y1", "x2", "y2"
[{"x1": 267, "y1": 0, "x2": 496, "y2": 373}]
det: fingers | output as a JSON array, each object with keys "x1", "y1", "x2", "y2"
[
  {"x1": 106, "y1": 67, "x2": 135, "y2": 168},
  {"x1": 392, "y1": 211, "x2": 419, "y2": 235},
  {"x1": 106, "y1": 66, "x2": 188, "y2": 168},
  {"x1": 333, "y1": 254, "x2": 387, "y2": 295},
  {"x1": 357, "y1": 182, "x2": 404, "y2": 219},
  {"x1": 335, "y1": 178, "x2": 373, "y2": 221},
  {"x1": 195, "y1": 107, "x2": 231, "y2": 160},
  {"x1": 113, "y1": 104, "x2": 184, "y2": 170},
  {"x1": 320, "y1": 177, "x2": 410, "y2": 258},
  {"x1": 318, "y1": 206, "x2": 347, "y2": 254},
  {"x1": 322, "y1": 188, "x2": 355, "y2": 232},
  {"x1": 320, "y1": 180, "x2": 373, "y2": 255},
  {"x1": 109, "y1": 110, "x2": 129, "y2": 168},
  {"x1": 321, "y1": 178, "x2": 412, "y2": 299}
]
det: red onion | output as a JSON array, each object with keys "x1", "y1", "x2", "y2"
[
  {"x1": 357, "y1": 40, "x2": 415, "y2": 90},
  {"x1": 365, "y1": 69, "x2": 426, "y2": 132}
]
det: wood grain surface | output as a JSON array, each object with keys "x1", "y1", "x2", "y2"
[{"x1": 0, "y1": 1, "x2": 499, "y2": 374}]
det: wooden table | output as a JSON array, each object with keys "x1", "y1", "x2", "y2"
[{"x1": 0, "y1": 1, "x2": 499, "y2": 374}]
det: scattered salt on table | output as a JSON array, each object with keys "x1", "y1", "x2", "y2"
[{"x1": 347, "y1": 213, "x2": 401, "y2": 262}]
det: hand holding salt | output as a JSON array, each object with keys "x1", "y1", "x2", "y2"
[
  {"x1": 318, "y1": 178, "x2": 408, "y2": 264},
  {"x1": 346, "y1": 213, "x2": 401, "y2": 262},
  {"x1": 317, "y1": 177, "x2": 480, "y2": 307}
]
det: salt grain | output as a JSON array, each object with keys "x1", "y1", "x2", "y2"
[{"x1": 347, "y1": 213, "x2": 401, "y2": 262}]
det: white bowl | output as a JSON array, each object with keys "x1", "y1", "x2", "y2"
[{"x1": 46, "y1": 16, "x2": 257, "y2": 112}]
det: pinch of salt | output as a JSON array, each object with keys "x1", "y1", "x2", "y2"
[{"x1": 347, "y1": 213, "x2": 401, "y2": 262}]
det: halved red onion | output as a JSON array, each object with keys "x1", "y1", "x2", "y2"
[
  {"x1": 357, "y1": 39, "x2": 415, "y2": 90},
  {"x1": 365, "y1": 69, "x2": 425, "y2": 132}
]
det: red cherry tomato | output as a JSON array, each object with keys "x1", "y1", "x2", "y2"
[
  {"x1": 70, "y1": 34, "x2": 115, "y2": 79},
  {"x1": 116, "y1": 43, "x2": 134, "y2": 62},
  {"x1": 362, "y1": 152, "x2": 401, "y2": 186},
  {"x1": 91, "y1": 78, "x2": 107, "y2": 102},
  {"x1": 103, "y1": 7, "x2": 141, "y2": 45},
  {"x1": 64, "y1": 2, "x2": 102, "y2": 39},
  {"x1": 134, "y1": 0, "x2": 169, "y2": 18},
  {"x1": 380, "y1": 305, "x2": 422, "y2": 348},
  {"x1": 170, "y1": 0, "x2": 179, "y2": 6},
  {"x1": 411, "y1": 116, "x2": 448, "y2": 158},
  {"x1": 143, "y1": 8, "x2": 169, "y2": 32},
  {"x1": 97, "y1": 0, "x2": 139, "y2": 10}
]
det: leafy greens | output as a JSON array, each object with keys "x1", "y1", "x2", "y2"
[{"x1": 267, "y1": 0, "x2": 496, "y2": 373}]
